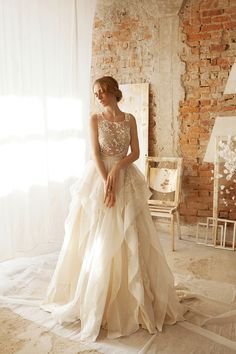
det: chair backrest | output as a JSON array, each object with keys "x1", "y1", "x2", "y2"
[{"x1": 145, "y1": 157, "x2": 183, "y2": 207}]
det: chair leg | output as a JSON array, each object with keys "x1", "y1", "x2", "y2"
[
  {"x1": 170, "y1": 214, "x2": 175, "y2": 251},
  {"x1": 176, "y1": 210, "x2": 181, "y2": 240}
]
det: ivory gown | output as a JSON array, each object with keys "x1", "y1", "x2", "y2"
[{"x1": 41, "y1": 112, "x2": 185, "y2": 341}]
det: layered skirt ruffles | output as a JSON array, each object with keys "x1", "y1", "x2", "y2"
[{"x1": 41, "y1": 155, "x2": 185, "y2": 341}]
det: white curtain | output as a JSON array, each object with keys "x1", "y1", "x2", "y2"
[{"x1": 0, "y1": 0, "x2": 96, "y2": 260}]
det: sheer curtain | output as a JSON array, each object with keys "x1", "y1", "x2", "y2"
[{"x1": 0, "y1": 0, "x2": 96, "y2": 260}]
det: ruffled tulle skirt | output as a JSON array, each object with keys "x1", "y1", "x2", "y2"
[{"x1": 41, "y1": 155, "x2": 185, "y2": 341}]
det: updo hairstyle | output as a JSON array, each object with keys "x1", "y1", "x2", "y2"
[{"x1": 93, "y1": 76, "x2": 123, "y2": 102}]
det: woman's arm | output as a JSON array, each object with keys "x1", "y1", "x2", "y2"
[
  {"x1": 89, "y1": 114, "x2": 107, "y2": 182},
  {"x1": 90, "y1": 114, "x2": 116, "y2": 208},
  {"x1": 117, "y1": 114, "x2": 140, "y2": 169}
]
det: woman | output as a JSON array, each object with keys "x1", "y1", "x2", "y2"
[{"x1": 41, "y1": 76, "x2": 185, "y2": 341}]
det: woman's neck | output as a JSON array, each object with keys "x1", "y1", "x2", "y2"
[{"x1": 104, "y1": 105, "x2": 123, "y2": 121}]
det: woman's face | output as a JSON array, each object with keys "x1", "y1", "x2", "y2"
[{"x1": 93, "y1": 83, "x2": 115, "y2": 107}]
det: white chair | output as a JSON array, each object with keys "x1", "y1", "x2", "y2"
[{"x1": 145, "y1": 157, "x2": 183, "y2": 251}]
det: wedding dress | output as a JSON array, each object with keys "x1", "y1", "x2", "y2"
[{"x1": 41, "y1": 112, "x2": 185, "y2": 341}]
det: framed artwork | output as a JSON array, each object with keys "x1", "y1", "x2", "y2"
[{"x1": 119, "y1": 83, "x2": 149, "y2": 173}]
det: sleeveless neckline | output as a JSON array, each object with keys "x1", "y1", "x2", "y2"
[{"x1": 100, "y1": 112, "x2": 127, "y2": 123}]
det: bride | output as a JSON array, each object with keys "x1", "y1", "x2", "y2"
[{"x1": 41, "y1": 76, "x2": 185, "y2": 341}]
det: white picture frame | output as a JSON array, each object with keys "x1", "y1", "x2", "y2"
[{"x1": 119, "y1": 83, "x2": 149, "y2": 173}]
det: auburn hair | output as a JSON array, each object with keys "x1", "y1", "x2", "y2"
[{"x1": 93, "y1": 76, "x2": 123, "y2": 102}]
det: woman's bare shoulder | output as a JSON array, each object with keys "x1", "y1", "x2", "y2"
[
  {"x1": 90, "y1": 112, "x2": 98, "y2": 120},
  {"x1": 90, "y1": 112, "x2": 100, "y2": 123},
  {"x1": 126, "y1": 113, "x2": 137, "y2": 126}
]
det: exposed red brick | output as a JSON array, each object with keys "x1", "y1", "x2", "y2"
[
  {"x1": 200, "y1": 0, "x2": 219, "y2": 10},
  {"x1": 189, "y1": 138, "x2": 199, "y2": 144},
  {"x1": 212, "y1": 15, "x2": 231, "y2": 22},
  {"x1": 180, "y1": 207, "x2": 198, "y2": 216},
  {"x1": 197, "y1": 210, "x2": 213, "y2": 216},
  {"x1": 201, "y1": 24, "x2": 223, "y2": 31},
  {"x1": 219, "y1": 211, "x2": 229, "y2": 218},
  {"x1": 198, "y1": 164, "x2": 213, "y2": 171},
  {"x1": 180, "y1": 106, "x2": 200, "y2": 113},
  {"x1": 224, "y1": 21, "x2": 236, "y2": 29},
  {"x1": 225, "y1": 6, "x2": 236, "y2": 13},
  {"x1": 198, "y1": 184, "x2": 213, "y2": 191},
  {"x1": 201, "y1": 17, "x2": 212, "y2": 24},
  {"x1": 200, "y1": 99, "x2": 211, "y2": 105},
  {"x1": 188, "y1": 32, "x2": 211, "y2": 41},
  {"x1": 191, "y1": 47, "x2": 200, "y2": 55},
  {"x1": 202, "y1": 9, "x2": 224, "y2": 17},
  {"x1": 211, "y1": 44, "x2": 227, "y2": 51},
  {"x1": 217, "y1": 58, "x2": 230, "y2": 65},
  {"x1": 222, "y1": 105, "x2": 236, "y2": 111},
  {"x1": 183, "y1": 20, "x2": 190, "y2": 26},
  {"x1": 188, "y1": 201, "x2": 208, "y2": 209},
  {"x1": 229, "y1": 212, "x2": 236, "y2": 219},
  {"x1": 199, "y1": 190, "x2": 211, "y2": 196},
  {"x1": 199, "y1": 170, "x2": 213, "y2": 177},
  {"x1": 183, "y1": 215, "x2": 198, "y2": 224}
]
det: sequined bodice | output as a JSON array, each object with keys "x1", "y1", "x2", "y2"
[{"x1": 97, "y1": 113, "x2": 131, "y2": 157}]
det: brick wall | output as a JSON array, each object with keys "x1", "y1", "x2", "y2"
[{"x1": 179, "y1": 0, "x2": 236, "y2": 224}]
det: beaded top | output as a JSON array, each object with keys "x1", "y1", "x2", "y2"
[{"x1": 97, "y1": 113, "x2": 131, "y2": 157}]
